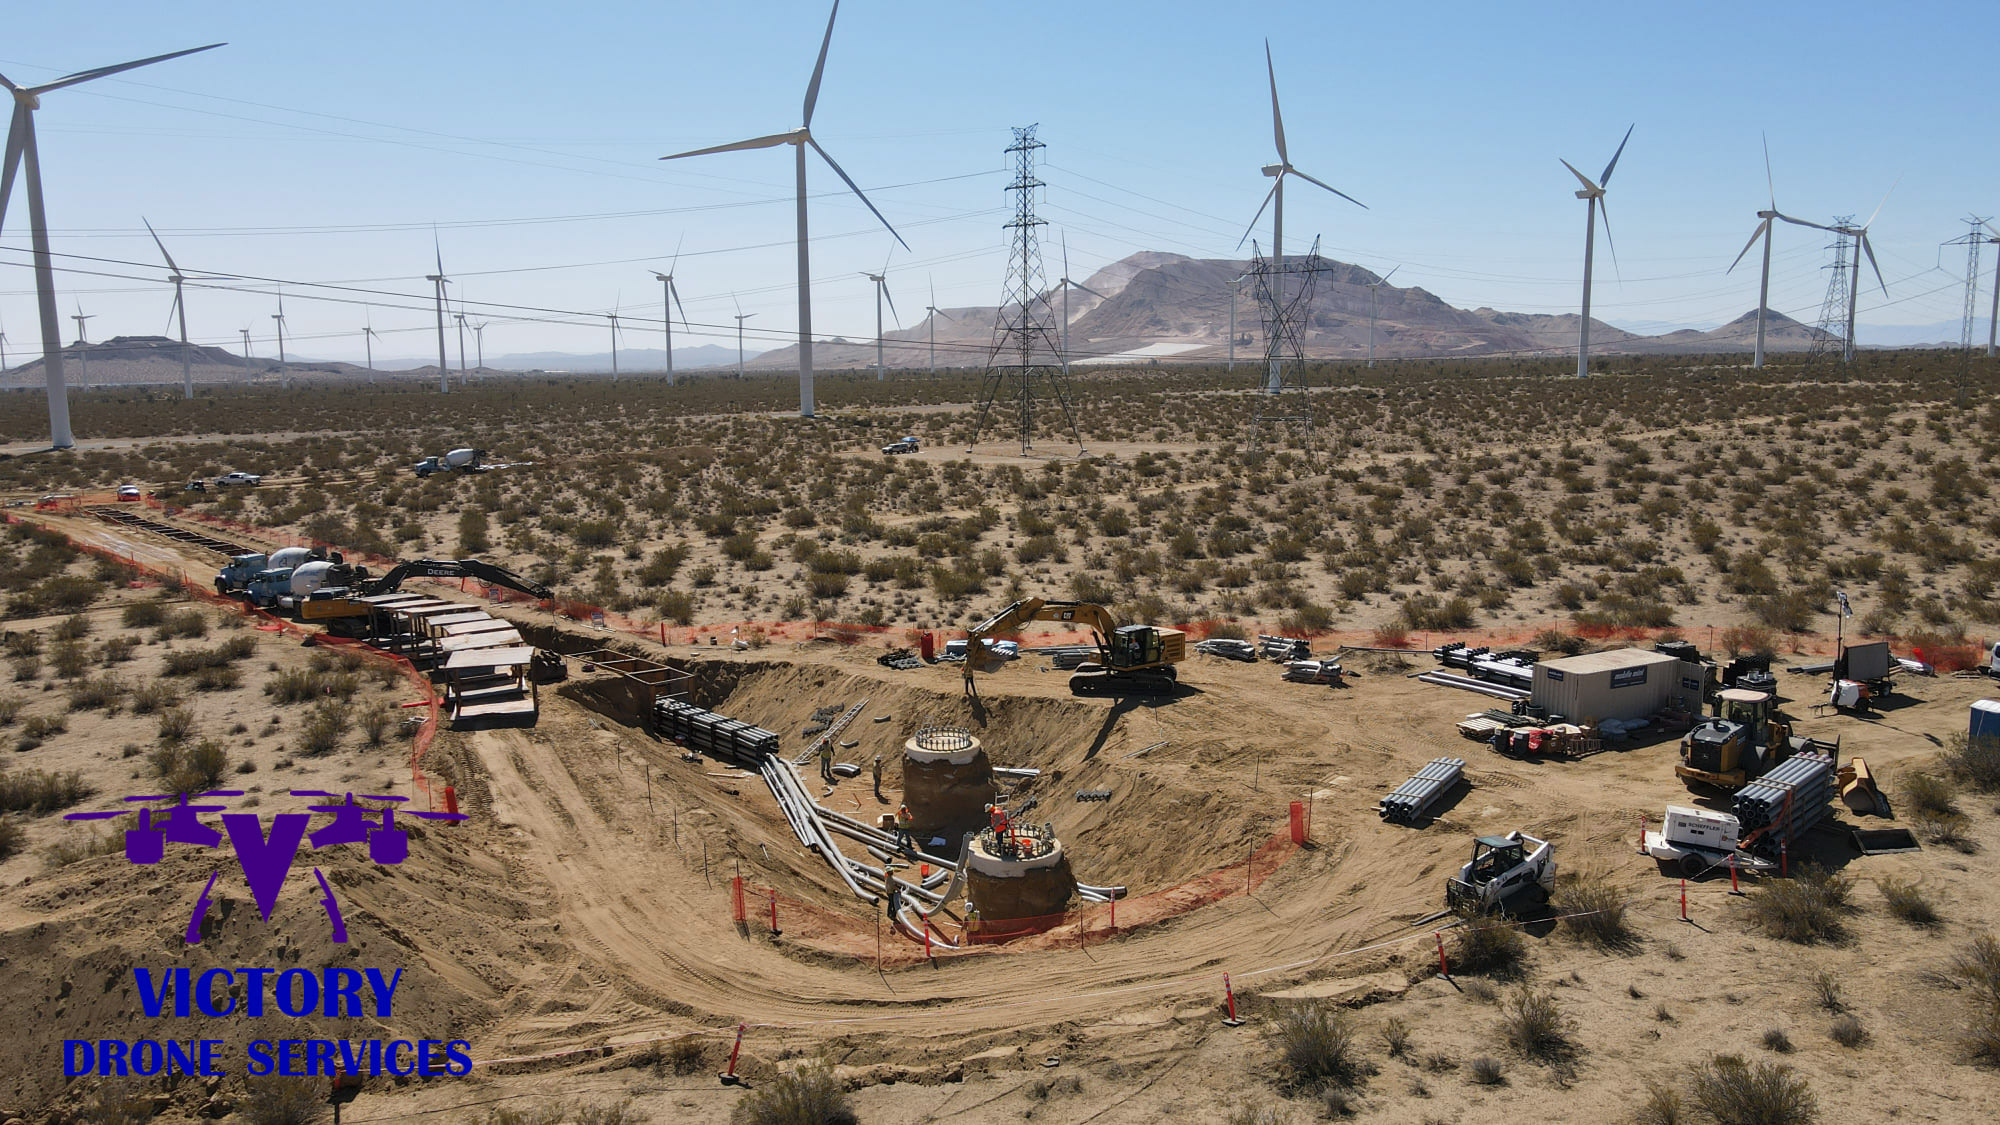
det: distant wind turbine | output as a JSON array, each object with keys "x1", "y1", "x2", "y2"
[
  {"x1": 361, "y1": 319, "x2": 378, "y2": 383},
  {"x1": 452, "y1": 307, "x2": 469, "y2": 386},
  {"x1": 920, "y1": 276, "x2": 952, "y2": 376},
  {"x1": 0, "y1": 41, "x2": 225, "y2": 446},
  {"x1": 651, "y1": 239, "x2": 690, "y2": 386},
  {"x1": 1237, "y1": 39, "x2": 1365, "y2": 392},
  {"x1": 425, "y1": 237, "x2": 450, "y2": 393},
  {"x1": 1726, "y1": 136, "x2": 1833, "y2": 369},
  {"x1": 661, "y1": 0, "x2": 907, "y2": 418},
  {"x1": 860, "y1": 260, "x2": 898, "y2": 381},
  {"x1": 270, "y1": 293, "x2": 289, "y2": 389},
  {"x1": 1365, "y1": 266, "x2": 1399, "y2": 368},
  {"x1": 607, "y1": 303, "x2": 623, "y2": 382},
  {"x1": 143, "y1": 218, "x2": 224, "y2": 399},
  {"x1": 1052, "y1": 233, "x2": 1108, "y2": 376},
  {"x1": 732, "y1": 296, "x2": 754, "y2": 379},
  {"x1": 69, "y1": 304, "x2": 92, "y2": 387},
  {"x1": 1561, "y1": 124, "x2": 1633, "y2": 377},
  {"x1": 472, "y1": 321, "x2": 487, "y2": 373},
  {"x1": 238, "y1": 327, "x2": 252, "y2": 378},
  {"x1": 1831, "y1": 187, "x2": 1893, "y2": 362}
]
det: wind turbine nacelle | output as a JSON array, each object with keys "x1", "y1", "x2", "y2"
[
  {"x1": 12, "y1": 90, "x2": 38, "y2": 110},
  {"x1": 1576, "y1": 189, "x2": 1598, "y2": 201},
  {"x1": 1260, "y1": 163, "x2": 1285, "y2": 178}
]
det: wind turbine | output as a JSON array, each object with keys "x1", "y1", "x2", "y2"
[
  {"x1": 607, "y1": 303, "x2": 623, "y2": 382},
  {"x1": 452, "y1": 307, "x2": 469, "y2": 386},
  {"x1": 1365, "y1": 266, "x2": 1399, "y2": 368},
  {"x1": 69, "y1": 305, "x2": 92, "y2": 388},
  {"x1": 732, "y1": 296, "x2": 754, "y2": 379},
  {"x1": 270, "y1": 294, "x2": 289, "y2": 389},
  {"x1": 238, "y1": 327, "x2": 252, "y2": 379},
  {"x1": 472, "y1": 321, "x2": 487, "y2": 373},
  {"x1": 360, "y1": 319, "x2": 378, "y2": 384},
  {"x1": 1726, "y1": 136, "x2": 1834, "y2": 369},
  {"x1": 920, "y1": 276, "x2": 952, "y2": 376},
  {"x1": 651, "y1": 241, "x2": 690, "y2": 386},
  {"x1": 425, "y1": 238, "x2": 450, "y2": 393},
  {"x1": 1052, "y1": 232, "x2": 1108, "y2": 375},
  {"x1": 860, "y1": 261, "x2": 898, "y2": 381},
  {"x1": 1833, "y1": 188, "x2": 1892, "y2": 362},
  {"x1": 143, "y1": 218, "x2": 223, "y2": 399},
  {"x1": 0, "y1": 42, "x2": 225, "y2": 447},
  {"x1": 1561, "y1": 124, "x2": 1633, "y2": 378},
  {"x1": 1982, "y1": 219, "x2": 2000, "y2": 359},
  {"x1": 661, "y1": 0, "x2": 907, "y2": 418},
  {"x1": 1226, "y1": 272, "x2": 1249, "y2": 371},
  {"x1": 1237, "y1": 39, "x2": 1365, "y2": 392}
]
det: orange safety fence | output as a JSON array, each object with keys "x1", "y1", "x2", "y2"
[
  {"x1": 727, "y1": 828, "x2": 1299, "y2": 967},
  {"x1": 2, "y1": 512, "x2": 445, "y2": 809}
]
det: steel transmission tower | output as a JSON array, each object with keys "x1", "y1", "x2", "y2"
[
  {"x1": 968, "y1": 126, "x2": 1083, "y2": 455},
  {"x1": 1807, "y1": 215, "x2": 1854, "y2": 366},
  {"x1": 1247, "y1": 235, "x2": 1330, "y2": 449},
  {"x1": 1944, "y1": 216, "x2": 1990, "y2": 407}
]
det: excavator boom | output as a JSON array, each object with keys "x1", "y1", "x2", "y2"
[
  {"x1": 360, "y1": 558, "x2": 554, "y2": 601},
  {"x1": 962, "y1": 597, "x2": 1184, "y2": 697}
]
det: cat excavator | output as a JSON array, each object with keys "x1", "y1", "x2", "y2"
[
  {"x1": 300, "y1": 558, "x2": 553, "y2": 621},
  {"x1": 963, "y1": 598, "x2": 1186, "y2": 697}
]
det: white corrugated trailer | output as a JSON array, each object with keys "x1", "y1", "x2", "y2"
[{"x1": 1531, "y1": 648, "x2": 1682, "y2": 723}]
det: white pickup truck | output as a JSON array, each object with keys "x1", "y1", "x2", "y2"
[{"x1": 880, "y1": 436, "x2": 920, "y2": 456}]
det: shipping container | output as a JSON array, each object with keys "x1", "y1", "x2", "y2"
[{"x1": 1531, "y1": 648, "x2": 1681, "y2": 723}]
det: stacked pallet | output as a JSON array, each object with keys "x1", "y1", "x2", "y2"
[
  {"x1": 1735, "y1": 752, "x2": 1834, "y2": 854},
  {"x1": 1378, "y1": 757, "x2": 1466, "y2": 824},
  {"x1": 653, "y1": 698, "x2": 779, "y2": 765}
]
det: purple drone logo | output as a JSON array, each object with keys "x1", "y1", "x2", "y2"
[{"x1": 64, "y1": 790, "x2": 465, "y2": 944}]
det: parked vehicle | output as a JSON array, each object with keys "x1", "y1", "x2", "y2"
[
  {"x1": 214, "y1": 471, "x2": 263, "y2": 487},
  {"x1": 413, "y1": 448, "x2": 486, "y2": 477},
  {"x1": 116, "y1": 484, "x2": 141, "y2": 501},
  {"x1": 1445, "y1": 831, "x2": 1555, "y2": 914},
  {"x1": 880, "y1": 436, "x2": 920, "y2": 455}
]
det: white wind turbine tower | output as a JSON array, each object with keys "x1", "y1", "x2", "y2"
[
  {"x1": 143, "y1": 218, "x2": 224, "y2": 399},
  {"x1": 425, "y1": 239, "x2": 450, "y2": 393},
  {"x1": 732, "y1": 296, "x2": 754, "y2": 379},
  {"x1": 1238, "y1": 39, "x2": 1365, "y2": 392},
  {"x1": 661, "y1": 0, "x2": 907, "y2": 418},
  {"x1": 360, "y1": 319, "x2": 378, "y2": 384},
  {"x1": 452, "y1": 307, "x2": 469, "y2": 386},
  {"x1": 651, "y1": 242, "x2": 690, "y2": 386},
  {"x1": 1226, "y1": 272, "x2": 1248, "y2": 371},
  {"x1": 0, "y1": 42, "x2": 224, "y2": 447},
  {"x1": 1834, "y1": 188, "x2": 1893, "y2": 363},
  {"x1": 1561, "y1": 124, "x2": 1633, "y2": 378},
  {"x1": 860, "y1": 260, "x2": 898, "y2": 381},
  {"x1": 270, "y1": 294, "x2": 289, "y2": 389},
  {"x1": 922, "y1": 276, "x2": 952, "y2": 377},
  {"x1": 70, "y1": 305, "x2": 92, "y2": 387},
  {"x1": 1365, "y1": 266, "x2": 1399, "y2": 368},
  {"x1": 1726, "y1": 136, "x2": 1833, "y2": 369},
  {"x1": 607, "y1": 303, "x2": 623, "y2": 382},
  {"x1": 238, "y1": 327, "x2": 252, "y2": 379},
  {"x1": 472, "y1": 321, "x2": 487, "y2": 373},
  {"x1": 1051, "y1": 232, "x2": 1108, "y2": 376}
]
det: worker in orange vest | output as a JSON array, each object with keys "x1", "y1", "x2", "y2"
[
  {"x1": 896, "y1": 804, "x2": 915, "y2": 852},
  {"x1": 987, "y1": 803, "x2": 1014, "y2": 856}
]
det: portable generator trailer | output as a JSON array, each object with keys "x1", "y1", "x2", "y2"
[
  {"x1": 1643, "y1": 805, "x2": 1779, "y2": 879},
  {"x1": 1445, "y1": 830, "x2": 1555, "y2": 914}
]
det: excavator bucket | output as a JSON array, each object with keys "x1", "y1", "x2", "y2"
[{"x1": 1839, "y1": 756, "x2": 1889, "y2": 816}]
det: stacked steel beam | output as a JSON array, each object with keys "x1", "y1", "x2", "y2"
[
  {"x1": 653, "y1": 698, "x2": 779, "y2": 764},
  {"x1": 1735, "y1": 752, "x2": 1834, "y2": 854}
]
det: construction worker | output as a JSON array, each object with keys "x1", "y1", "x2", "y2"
[
  {"x1": 885, "y1": 880, "x2": 902, "y2": 922},
  {"x1": 896, "y1": 804, "x2": 915, "y2": 852},
  {"x1": 819, "y1": 740, "x2": 835, "y2": 784},
  {"x1": 871, "y1": 754, "x2": 885, "y2": 802},
  {"x1": 987, "y1": 803, "x2": 1014, "y2": 857}
]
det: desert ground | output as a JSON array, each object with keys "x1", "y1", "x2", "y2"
[{"x1": 0, "y1": 353, "x2": 1996, "y2": 1125}]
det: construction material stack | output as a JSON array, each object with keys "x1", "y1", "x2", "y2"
[
  {"x1": 1734, "y1": 752, "x2": 1834, "y2": 856},
  {"x1": 1378, "y1": 757, "x2": 1465, "y2": 824},
  {"x1": 653, "y1": 698, "x2": 779, "y2": 765}
]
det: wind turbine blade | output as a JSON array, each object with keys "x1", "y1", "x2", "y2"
[
  {"x1": 0, "y1": 104, "x2": 27, "y2": 237},
  {"x1": 883, "y1": 284, "x2": 900, "y2": 327},
  {"x1": 1598, "y1": 199, "x2": 1621, "y2": 281},
  {"x1": 1860, "y1": 232, "x2": 1887, "y2": 295},
  {"x1": 1238, "y1": 180, "x2": 1280, "y2": 250},
  {"x1": 935, "y1": 308, "x2": 955, "y2": 322},
  {"x1": 670, "y1": 280, "x2": 689, "y2": 324},
  {"x1": 1380, "y1": 265, "x2": 1400, "y2": 285},
  {"x1": 662, "y1": 131, "x2": 796, "y2": 160},
  {"x1": 0, "y1": 72, "x2": 16, "y2": 92},
  {"x1": 1984, "y1": 219, "x2": 2000, "y2": 241},
  {"x1": 1075, "y1": 283, "x2": 1110, "y2": 301},
  {"x1": 433, "y1": 232, "x2": 445, "y2": 280},
  {"x1": 1599, "y1": 123, "x2": 1634, "y2": 186},
  {"x1": 1264, "y1": 39, "x2": 1287, "y2": 164},
  {"x1": 29, "y1": 43, "x2": 225, "y2": 96},
  {"x1": 1774, "y1": 212, "x2": 1835, "y2": 232},
  {"x1": 1287, "y1": 166, "x2": 1367, "y2": 210},
  {"x1": 1062, "y1": 229, "x2": 1070, "y2": 283},
  {"x1": 1727, "y1": 218, "x2": 1770, "y2": 274},
  {"x1": 1559, "y1": 158, "x2": 1599, "y2": 194},
  {"x1": 1863, "y1": 177, "x2": 1898, "y2": 230},
  {"x1": 807, "y1": 137, "x2": 908, "y2": 250},
  {"x1": 670, "y1": 233, "x2": 684, "y2": 273},
  {"x1": 142, "y1": 217, "x2": 181, "y2": 274},
  {"x1": 165, "y1": 288, "x2": 181, "y2": 336},
  {"x1": 1761, "y1": 131, "x2": 1775, "y2": 210},
  {"x1": 802, "y1": 0, "x2": 840, "y2": 128}
]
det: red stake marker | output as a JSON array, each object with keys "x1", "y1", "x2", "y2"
[
  {"x1": 1680, "y1": 878, "x2": 1689, "y2": 922},
  {"x1": 768, "y1": 890, "x2": 779, "y2": 935},
  {"x1": 720, "y1": 1023, "x2": 745, "y2": 1084},
  {"x1": 1436, "y1": 932, "x2": 1450, "y2": 979},
  {"x1": 1222, "y1": 973, "x2": 1244, "y2": 1026}
]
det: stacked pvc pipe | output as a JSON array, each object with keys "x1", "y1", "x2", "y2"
[
  {"x1": 653, "y1": 698, "x2": 779, "y2": 764},
  {"x1": 1378, "y1": 757, "x2": 1466, "y2": 823},
  {"x1": 1735, "y1": 752, "x2": 1834, "y2": 855}
]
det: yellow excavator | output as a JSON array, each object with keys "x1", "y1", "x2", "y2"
[{"x1": 963, "y1": 598, "x2": 1186, "y2": 697}]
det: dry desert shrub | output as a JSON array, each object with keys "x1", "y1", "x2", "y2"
[
  {"x1": 1450, "y1": 911, "x2": 1526, "y2": 977},
  {"x1": 1750, "y1": 865, "x2": 1853, "y2": 945},
  {"x1": 1687, "y1": 1055, "x2": 1817, "y2": 1125},
  {"x1": 1269, "y1": 1000, "x2": 1364, "y2": 1091},
  {"x1": 1941, "y1": 733, "x2": 2000, "y2": 793},
  {"x1": 1633, "y1": 1081, "x2": 1686, "y2": 1125},
  {"x1": 0, "y1": 816, "x2": 22, "y2": 861},
  {"x1": 1877, "y1": 876, "x2": 1942, "y2": 928},
  {"x1": 239, "y1": 1074, "x2": 325, "y2": 1125},
  {"x1": 1557, "y1": 866, "x2": 1633, "y2": 949},
  {"x1": 1829, "y1": 1014, "x2": 1868, "y2": 1048},
  {"x1": 0, "y1": 768, "x2": 93, "y2": 814},
  {"x1": 1498, "y1": 986, "x2": 1575, "y2": 1063},
  {"x1": 1466, "y1": 1056, "x2": 1504, "y2": 1086},
  {"x1": 728, "y1": 1063, "x2": 855, "y2": 1125}
]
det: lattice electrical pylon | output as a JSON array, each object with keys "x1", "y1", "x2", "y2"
[
  {"x1": 1943, "y1": 216, "x2": 1991, "y2": 407},
  {"x1": 967, "y1": 125, "x2": 1084, "y2": 456},
  {"x1": 1247, "y1": 235, "x2": 1329, "y2": 450},
  {"x1": 1806, "y1": 215, "x2": 1854, "y2": 367}
]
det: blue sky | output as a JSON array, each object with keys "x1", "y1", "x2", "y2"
[{"x1": 0, "y1": 1, "x2": 1992, "y2": 364}]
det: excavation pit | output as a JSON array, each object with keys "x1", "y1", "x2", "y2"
[
  {"x1": 965, "y1": 823, "x2": 1077, "y2": 924},
  {"x1": 901, "y1": 725, "x2": 997, "y2": 844}
]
